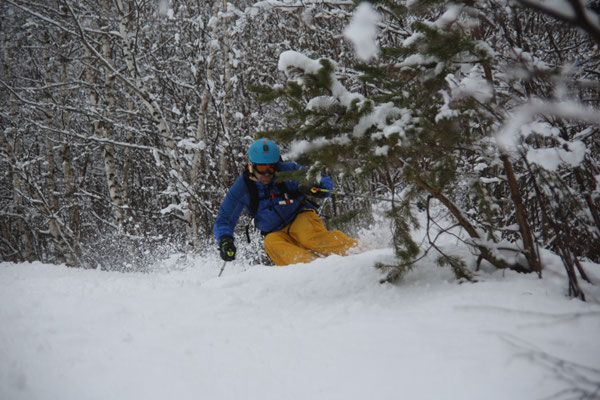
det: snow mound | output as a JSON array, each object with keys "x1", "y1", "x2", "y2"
[{"x1": 1, "y1": 248, "x2": 599, "y2": 400}]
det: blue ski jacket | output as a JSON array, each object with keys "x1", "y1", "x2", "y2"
[{"x1": 213, "y1": 161, "x2": 333, "y2": 243}]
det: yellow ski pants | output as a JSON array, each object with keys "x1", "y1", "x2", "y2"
[{"x1": 264, "y1": 209, "x2": 358, "y2": 266}]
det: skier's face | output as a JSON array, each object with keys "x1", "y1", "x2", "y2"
[
  {"x1": 253, "y1": 164, "x2": 276, "y2": 184},
  {"x1": 256, "y1": 173, "x2": 273, "y2": 184}
]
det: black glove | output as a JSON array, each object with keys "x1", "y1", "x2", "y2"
[
  {"x1": 219, "y1": 236, "x2": 236, "y2": 261},
  {"x1": 299, "y1": 184, "x2": 328, "y2": 198}
]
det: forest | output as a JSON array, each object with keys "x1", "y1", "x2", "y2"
[{"x1": 1, "y1": 0, "x2": 599, "y2": 298}]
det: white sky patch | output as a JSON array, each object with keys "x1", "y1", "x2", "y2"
[{"x1": 343, "y1": 2, "x2": 381, "y2": 61}]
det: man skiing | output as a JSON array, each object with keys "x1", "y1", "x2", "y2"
[{"x1": 214, "y1": 138, "x2": 358, "y2": 266}]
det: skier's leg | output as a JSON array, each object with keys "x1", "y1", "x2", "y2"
[
  {"x1": 289, "y1": 210, "x2": 358, "y2": 256},
  {"x1": 264, "y1": 229, "x2": 319, "y2": 266}
]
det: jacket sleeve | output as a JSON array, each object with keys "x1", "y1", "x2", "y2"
[
  {"x1": 282, "y1": 161, "x2": 334, "y2": 198},
  {"x1": 213, "y1": 176, "x2": 250, "y2": 243},
  {"x1": 316, "y1": 172, "x2": 333, "y2": 195}
]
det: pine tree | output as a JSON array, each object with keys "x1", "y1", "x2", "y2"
[{"x1": 252, "y1": 0, "x2": 599, "y2": 294}]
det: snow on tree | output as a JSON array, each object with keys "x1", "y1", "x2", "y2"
[
  {"x1": 1, "y1": 0, "x2": 598, "y2": 299},
  {"x1": 251, "y1": 0, "x2": 599, "y2": 297}
]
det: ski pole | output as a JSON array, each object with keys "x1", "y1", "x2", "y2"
[
  {"x1": 312, "y1": 188, "x2": 398, "y2": 203},
  {"x1": 218, "y1": 260, "x2": 227, "y2": 277}
]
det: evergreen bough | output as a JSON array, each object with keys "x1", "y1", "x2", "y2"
[{"x1": 252, "y1": 0, "x2": 599, "y2": 297}]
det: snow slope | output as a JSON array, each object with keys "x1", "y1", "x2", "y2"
[{"x1": 1, "y1": 247, "x2": 600, "y2": 400}]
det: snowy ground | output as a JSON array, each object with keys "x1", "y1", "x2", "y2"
[{"x1": 1, "y1": 228, "x2": 600, "y2": 400}]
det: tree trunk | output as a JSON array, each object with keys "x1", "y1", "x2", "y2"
[
  {"x1": 59, "y1": 27, "x2": 80, "y2": 241},
  {"x1": 96, "y1": 0, "x2": 126, "y2": 228},
  {"x1": 42, "y1": 31, "x2": 76, "y2": 266},
  {"x1": 0, "y1": 125, "x2": 35, "y2": 261},
  {"x1": 413, "y1": 174, "x2": 530, "y2": 273},
  {"x1": 114, "y1": 0, "x2": 188, "y2": 224},
  {"x1": 219, "y1": 0, "x2": 234, "y2": 180},
  {"x1": 121, "y1": 93, "x2": 135, "y2": 229},
  {"x1": 500, "y1": 153, "x2": 542, "y2": 273},
  {"x1": 189, "y1": 2, "x2": 220, "y2": 248}
]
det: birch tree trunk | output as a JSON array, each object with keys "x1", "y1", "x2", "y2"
[
  {"x1": 219, "y1": 0, "x2": 234, "y2": 179},
  {"x1": 97, "y1": 0, "x2": 126, "y2": 228},
  {"x1": 189, "y1": 2, "x2": 220, "y2": 248},
  {"x1": 42, "y1": 31, "x2": 76, "y2": 266},
  {"x1": 0, "y1": 124, "x2": 35, "y2": 261},
  {"x1": 119, "y1": 0, "x2": 136, "y2": 219},
  {"x1": 114, "y1": 0, "x2": 189, "y2": 223},
  {"x1": 121, "y1": 93, "x2": 135, "y2": 228},
  {"x1": 59, "y1": 24, "x2": 80, "y2": 240}
]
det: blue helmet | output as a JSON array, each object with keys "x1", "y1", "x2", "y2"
[{"x1": 248, "y1": 138, "x2": 280, "y2": 164}]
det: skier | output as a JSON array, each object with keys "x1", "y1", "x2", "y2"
[{"x1": 214, "y1": 138, "x2": 358, "y2": 266}]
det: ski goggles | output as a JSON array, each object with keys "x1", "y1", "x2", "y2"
[{"x1": 252, "y1": 163, "x2": 276, "y2": 175}]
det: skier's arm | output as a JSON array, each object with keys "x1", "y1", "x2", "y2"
[
  {"x1": 315, "y1": 173, "x2": 333, "y2": 192},
  {"x1": 213, "y1": 177, "x2": 249, "y2": 243},
  {"x1": 283, "y1": 161, "x2": 334, "y2": 198}
]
